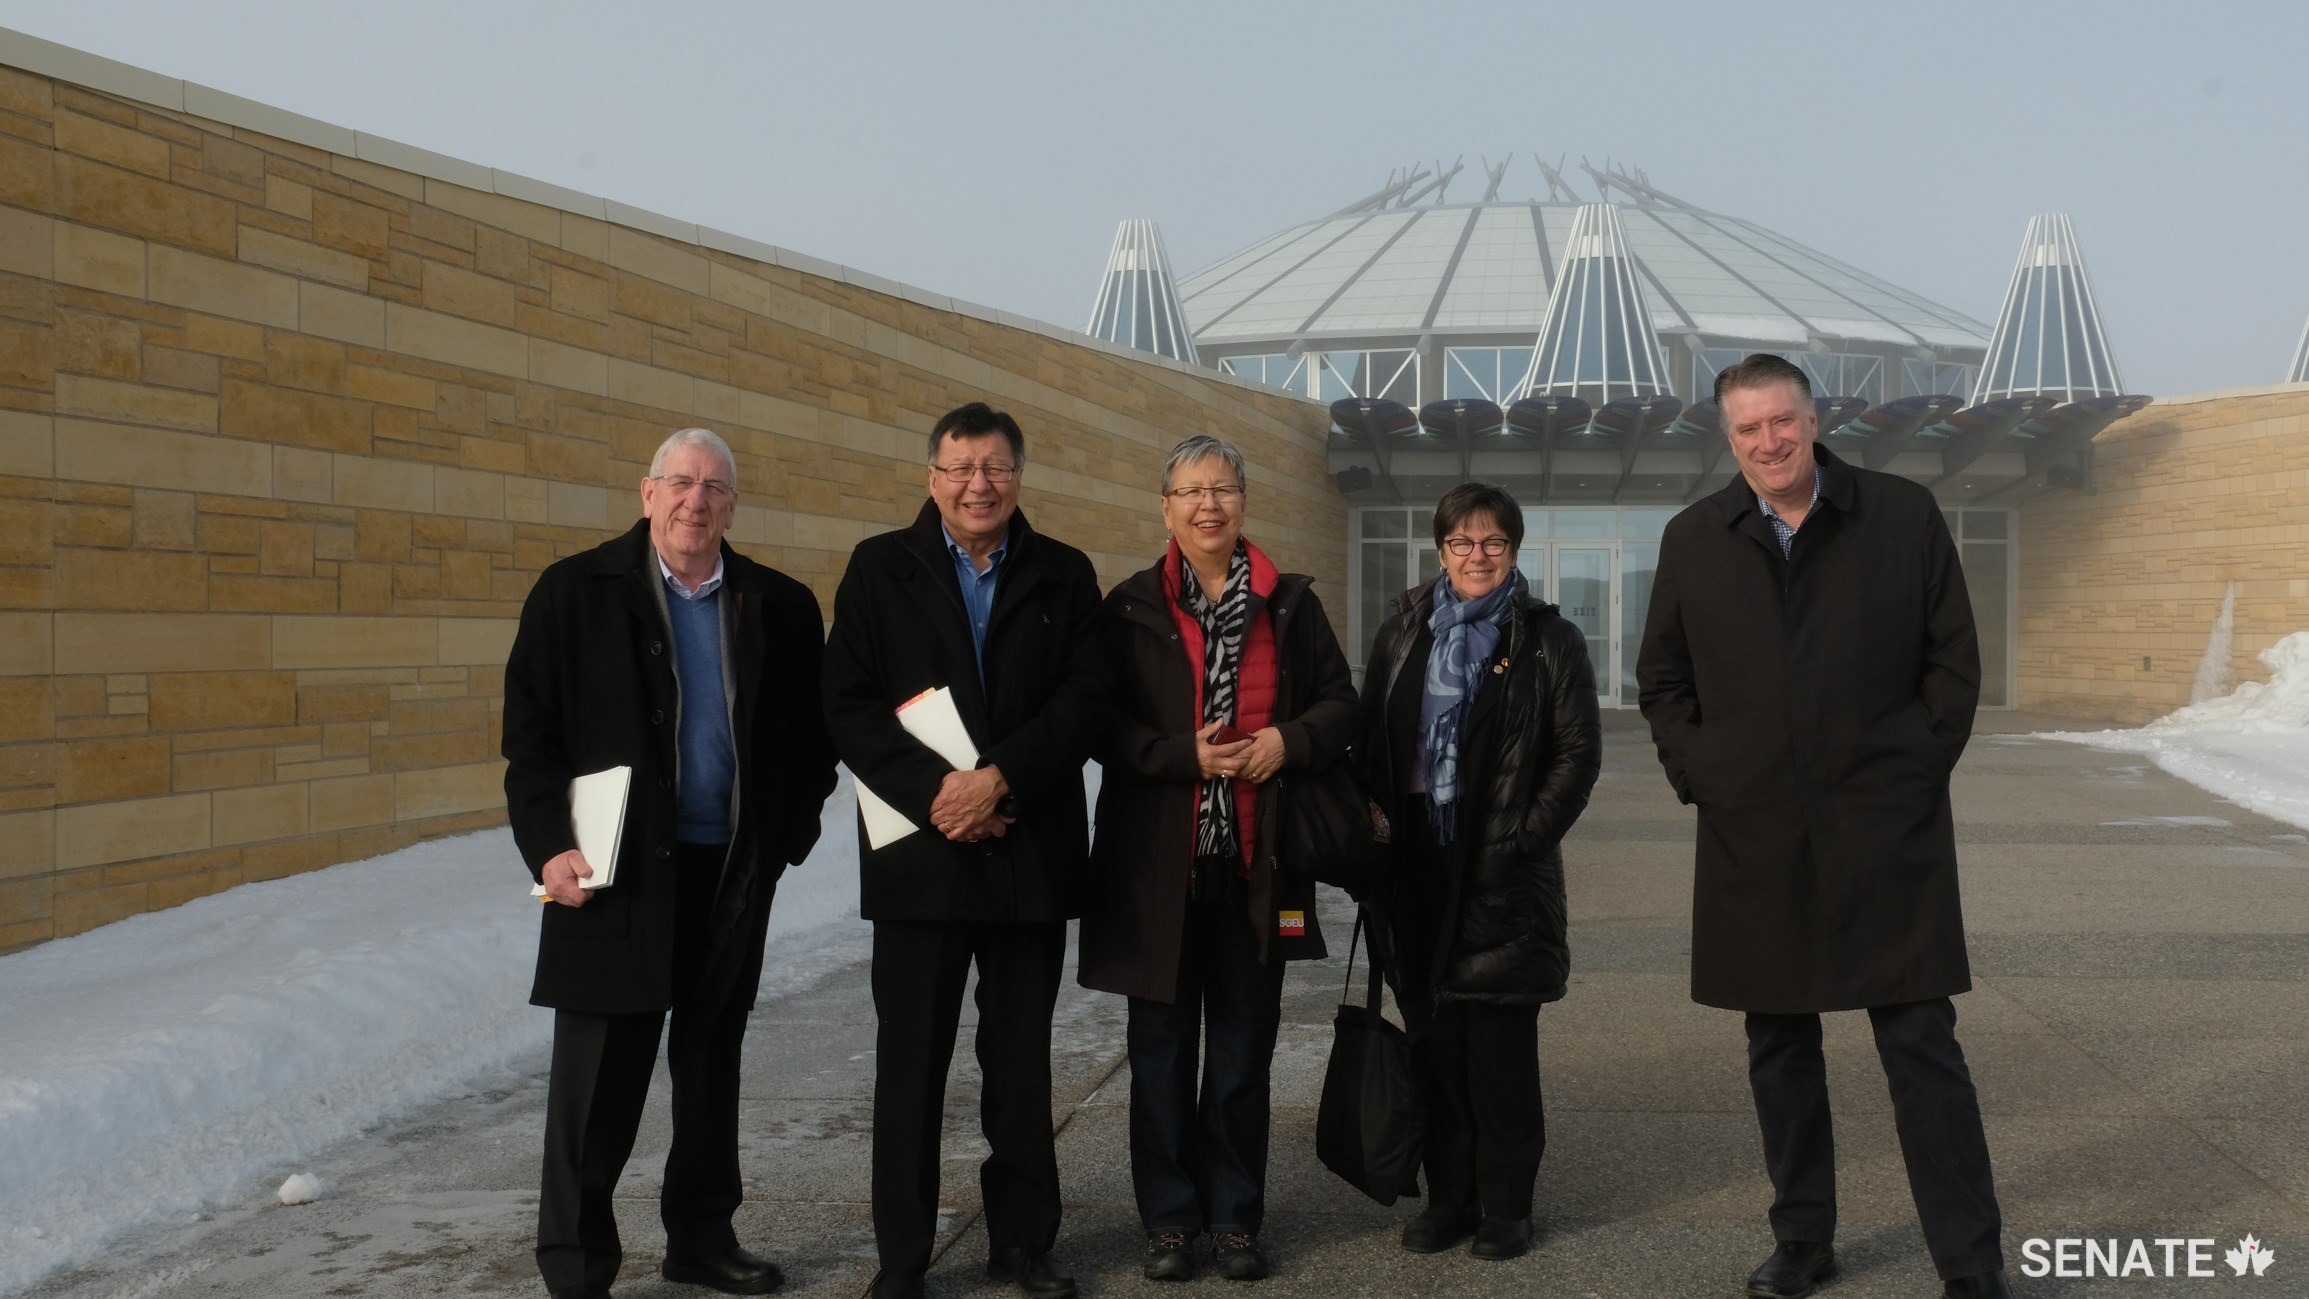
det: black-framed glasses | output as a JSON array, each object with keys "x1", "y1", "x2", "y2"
[
  {"x1": 652, "y1": 475, "x2": 734, "y2": 501},
  {"x1": 1441, "y1": 536, "x2": 1512, "y2": 557},
  {"x1": 1163, "y1": 485, "x2": 1245, "y2": 504},
  {"x1": 931, "y1": 462, "x2": 1018, "y2": 484}
]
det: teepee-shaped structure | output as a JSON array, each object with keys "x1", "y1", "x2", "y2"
[
  {"x1": 2289, "y1": 314, "x2": 2309, "y2": 384},
  {"x1": 1516, "y1": 203, "x2": 1672, "y2": 404},
  {"x1": 1085, "y1": 219, "x2": 1199, "y2": 364},
  {"x1": 1973, "y1": 214, "x2": 2125, "y2": 404}
]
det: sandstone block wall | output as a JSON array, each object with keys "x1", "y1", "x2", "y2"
[
  {"x1": 2017, "y1": 388, "x2": 2309, "y2": 723},
  {"x1": 0, "y1": 52, "x2": 1341, "y2": 951}
]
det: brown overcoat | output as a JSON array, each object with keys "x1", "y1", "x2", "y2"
[
  {"x1": 1077, "y1": 555, "x2": 1358, "y2": 1002},
  {"x1": 1635, "y1": 445, "x2": 1981, "y2": 1013}
]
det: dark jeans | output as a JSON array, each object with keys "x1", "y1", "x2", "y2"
[
  {"x1": 869, "y1": 919, "x2": 1067, "y2": 1281},
  {"x1": 1126, "y1": 873, "x2": 1289, "y2": 1237},
  {"x1": 1746, "y1": 997, "x2": 2005, "y2": 1279},
  {"x1": 538, "y1": 843, "x2": 744, "y2": 1296}
]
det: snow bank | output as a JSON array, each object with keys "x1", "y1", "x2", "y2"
[
  {"x1": 0, "y1": 771, "x2": 878, "y2": 1296},
  {"x1": 2038, "y1": 631, "x2": 2309, "y2": 831}
]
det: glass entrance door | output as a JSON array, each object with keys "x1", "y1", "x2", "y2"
[{"x1": 1548, "y1": 546, "x2": 1617, "y2": 707}]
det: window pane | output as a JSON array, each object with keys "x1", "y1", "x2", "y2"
[
  {"x1": 1619, "y1": 508, "x2": 1675, "y2": 543},
  {"x1": 1361, "y1": 508, "x2": 1407, "y2": 540},
  {"x1": 1963, "y1": 511, "x2": 2008, "y2": 540},
  {"x1": 1621, "y1": 542, "x2": 1659, "y2": 697},
  {"x1": 1962, "y1": 539, "x2": 2009, "y2": 707},
  {"x1": 1554, "y1": 508, "x2": 1615, "y2": 538},
  {"x1": 1357, "y1": 542, "x2": 1407, "y2": 665}
]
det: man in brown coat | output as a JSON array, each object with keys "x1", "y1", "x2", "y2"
[{"x1": 1636, "y1": 354, "x2": 2012, "y2": 1299}]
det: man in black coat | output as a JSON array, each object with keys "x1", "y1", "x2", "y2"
[
  {"x1": 504, "y1": 427, "x2": 838, "y2": 1299},
  {"x1": 1636, "y1": 355, "x2": 2013, "y2": 1299},
  {"x1": 821, "y1": 402, "x2": 1105, "y2": 1299}
]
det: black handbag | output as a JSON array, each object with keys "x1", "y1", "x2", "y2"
[
  {"x1": 1276, "y1": 755, "x2": 1391, "y2": 897},
  {"x1": 1315, "y1": 910, "x2": 1424, "y2": 1205}
]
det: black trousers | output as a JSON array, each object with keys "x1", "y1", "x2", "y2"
[
  {"x1": 1126, "y1": 873, "x2": 1288, "y2": 1237},
  {"x1": 869, "y1": 919, "x2": 1067, "y2": 1281},
  {"x1": 1746, "y1": 997, "x2": 2004, "y2": 1279},
  {"x1": 1390, "y1": 812, "x2": 1548, "y2": 1222},
  {"x1": 537, "y1": 843, "x2": 747, "y2": 1297},
  {"x1": 1416, "y1": 1000, "x2": 1545, "y2": 1220}
]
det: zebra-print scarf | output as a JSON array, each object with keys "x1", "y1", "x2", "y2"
[{"x1": 1180, "y1": 542, "x2": 1253, "y2": 864}]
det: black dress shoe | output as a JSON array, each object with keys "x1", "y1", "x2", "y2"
[
  {"x1": 986, "y1": 1246, "x2": 1077, "y2": 1299},
  {"x1": 867, "y1": 1271, "x2": 925, "y2": 1299},
  {"x1": 1470, "y1": 1216, "x2": 1534, "y2": 1261},
  {"x1": 1747, "y1": 1240, "x2": 1836, "y2": 1298},
  {"x1": 1400, "y1": 1207, "x2": 1481, "y2": 1254},
  {"x1": 1143, "y1": 1232, "x2": 1197, "y2": 1282},
  {"x1": 1212, "y1": 1232, "x2": 1271, "y2": 1281},
  {"x1": 662, "y1": 1244, "x2": 783, "y2": 1294},
  {"x1": 1943, "y1": 1270, "x2": 2014, "y2": 1299}
]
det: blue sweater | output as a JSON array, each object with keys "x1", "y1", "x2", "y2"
[{"x1": 664, "y1": 588, "x2": 735, "y2": 844}]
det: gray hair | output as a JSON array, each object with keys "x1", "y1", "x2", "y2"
[
  {"x1": 649, "y1": 427, "x2": 737, "y2": 486},
  {"x1": 1160, "y1": 435, "x2": 1247, "y2": 494}
]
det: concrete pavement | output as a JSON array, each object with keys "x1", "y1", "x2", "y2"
[{"x1": 24, "y1": 713, "x2": 2309, "y2": 1299}]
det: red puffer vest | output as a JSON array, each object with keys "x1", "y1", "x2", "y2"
[{"x1": 1159, "y1": 539, "x2": 1279, "y2": 872}]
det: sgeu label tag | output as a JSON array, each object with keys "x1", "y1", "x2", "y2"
[{"x1": 1277, "y1": 910, "x2": 1305, "y2": 937}]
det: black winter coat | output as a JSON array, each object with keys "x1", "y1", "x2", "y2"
[
  {"x1": 1360, "y1": 584, "x2": 1602, "y2": 1008},
  {"x1": 1078, "y1": 559, "x2": 1359, "y2": 1001},
  {"x1": 503, "y1": 519, "x2": 839, "y2": 1016},
  {"x1": 822, "y1": 501, "x2": 1105, "y2": 923},
  {"x1": 1635, "y1": 445, "x2": 1980, "y2": 1014}
]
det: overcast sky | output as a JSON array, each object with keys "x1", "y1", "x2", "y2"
[{"x1": 6, "y1": 0, "x2": 2304, "y2": 397}]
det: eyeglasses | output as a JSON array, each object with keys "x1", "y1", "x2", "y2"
[
  {"x1": 652, "y1": 475, "x2": 734, "y2": 501},
  {"x1": 931, "y1": 462, "x2": 1018, "y2": 484},
  {"x1": 1441, "y1": 536, "x2": 1512, "y2": 557},
  {"x1": 1163, "y1": 485, "x2": 1245, "y2": 504}
]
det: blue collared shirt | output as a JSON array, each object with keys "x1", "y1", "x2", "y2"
[
  {"x1": 1757, "y1": 465, "x2": 1824, "y2": 560},
  {"x1": 942, "y1": 524, "x2": 1005, "y2": 681}
]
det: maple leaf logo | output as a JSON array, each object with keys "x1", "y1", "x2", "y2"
[{"x1": 2226, "y1": 1235, "x2": 2275, "y2": 1277}]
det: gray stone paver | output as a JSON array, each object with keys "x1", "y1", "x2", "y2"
[{"x1": 23, "y1": 713, "x2": 2309, "y2": 1299}]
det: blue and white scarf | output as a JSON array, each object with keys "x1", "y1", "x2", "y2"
[{"x1": 1418, "y1": 569, "x2": 1524, "y2": 842}]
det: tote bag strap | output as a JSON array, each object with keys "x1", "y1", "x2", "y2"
[{"x1": 1339, "y1": 907, "x2": 1388, "y2": 1011}]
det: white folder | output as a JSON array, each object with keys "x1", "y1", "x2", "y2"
[
  {"x1": 856, "y1": 687, "x2": 980, "y2": 849},
  {"x1": 530, "y1": 766, "x2": 631, "y2": 896}
]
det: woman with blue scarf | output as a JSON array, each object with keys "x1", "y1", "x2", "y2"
[{"x1": 1357, "y1": 482, "x2": 1602, "y2": 1263}]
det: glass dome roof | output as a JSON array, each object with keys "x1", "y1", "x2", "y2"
[{"x1": 1179, "y1": 198, "x2": 1990, "y2": 352}]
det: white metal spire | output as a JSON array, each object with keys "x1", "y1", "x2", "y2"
[
  {"x1": 1515, "y1": 203, "x2": 1672, "y2": 404},
  {"x1": 1973, "y1": 214, "x2": 2126, "y2": 404},
  {"x1": 2289, "y1": 313, "x2": 2309, "y2": 384},
  {"x1": 1085, "y1": 219, "x2": 1199, "y2": 365}
]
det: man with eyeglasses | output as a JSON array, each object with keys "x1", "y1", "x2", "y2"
[
  {"x1": 822, "y1": 402, "x2": 1107, "y2": 1299},
  {"x1": 504, "y1": 426, "x2": 839, "y2": 1299}
]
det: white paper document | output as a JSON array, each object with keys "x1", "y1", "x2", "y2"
[
  {"x1": 531, "y1": 766, "x2": 632, "y2": 896},
  {"x1": 856, "y1": 687, "x2": 980, "y2": 849}
]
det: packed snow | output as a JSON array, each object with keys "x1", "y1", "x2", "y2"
[
  {"x1": 2038, "y1": 630, "x2": 2309, "y2": 832},
  {"x1": 0, "y1": 771, "x2": 884, "y2": 1296}
]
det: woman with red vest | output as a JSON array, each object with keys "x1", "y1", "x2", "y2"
[{"x1": 1080, "y1": 435, "x2": 1358, "y2": 1283}]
